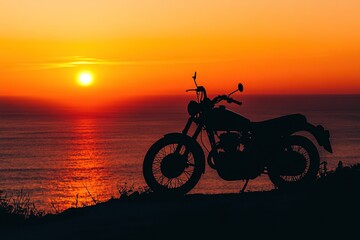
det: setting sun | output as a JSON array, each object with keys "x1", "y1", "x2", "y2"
[{"x1": 78, "y1": 72, "x2": 93, "y2": 87}]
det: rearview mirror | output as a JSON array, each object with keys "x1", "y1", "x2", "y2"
[{"x1": 238, "y1": 83, "x2": 243, "y2": 92}]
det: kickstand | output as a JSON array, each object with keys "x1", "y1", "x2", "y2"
[{"x1": 240, "y1": 179, "x2": 249, "y2": 193}]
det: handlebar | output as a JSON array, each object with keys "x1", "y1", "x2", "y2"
[
  {"x1": 212, "y1": 95, "x2": 242, "y2": 106},
  {"x1": 186, "y1": 86, "x2": 207, "y2": 98},
  {"x1": 186, "y1": 86, "x2": 206, "y2": 92},
  {"x1": 227, "y1": 98, "x2": 242, "y2": 106},
  {"x1": 187, "y1": 86, "x2": 242, "y2": 106}
]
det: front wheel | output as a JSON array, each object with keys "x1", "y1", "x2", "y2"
[
  {"x1": 268, "y1": 135, "x2": 320, "y2": 189},
  {"x1": 143, "y1": 134, "x2": 203, "y2": 195}
]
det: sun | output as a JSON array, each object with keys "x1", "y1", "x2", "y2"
[{"x1": 78, "y1": 72, "x2": 93, "y2": 87}]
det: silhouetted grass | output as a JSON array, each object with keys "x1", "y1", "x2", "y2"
[
  {"x1": 314, "y1": 162, "x2": 360, "y2": 192},
  {"x1": 0, "y1": 190, "x2": 44, "y2": 225},
  {"x1": 0, "y1": 183, "x2": 151, "y2": 223},
  {"x1": 117, "y1": 182, "x2": 152, "y2": 199}
]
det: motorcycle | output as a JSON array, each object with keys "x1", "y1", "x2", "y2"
[{"x1": 143, "y1": 72, "x2": 333, "y2": 195}]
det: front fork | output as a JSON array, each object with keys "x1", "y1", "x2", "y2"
[
  {"x1": 182, "y1": 117, "x2": 202, "y2": 137},
  {"x1": 174, "y1": 117, "x2": 203, "y2": 156}
]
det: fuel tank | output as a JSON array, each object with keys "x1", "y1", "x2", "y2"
[{"x1": 204, "y1": 105, "x2": 250, "y2": 131}]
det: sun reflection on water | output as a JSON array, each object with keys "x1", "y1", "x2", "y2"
[{"x1": 45, "y1": 119, "x2": 116, "y2": 211}]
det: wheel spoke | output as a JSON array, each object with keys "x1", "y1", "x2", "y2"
[
  {"x1": 147, "y1": 140, "x2": 200, "y2": 191},
  {"x1": 279, "y1": 143, "x2": 312, "y2": 182},
  {"x1": 183, "y1": 170, "x2": 192, "y2": 179},
  {"x1": 166, "y1": 178, "x2": 172, "y2": 187},
  {"x1": 158, "y1": 175, "x2": 165, "y2": 185},
  {"x1": 171, "y1": 178, "x2": 177, "y2": 188},
  {"x1": 153, "y1": 157, "x2": 162, "y2": 165},
  {"x1": 180, "y1": 146, "x2": 186, "y2": 154},
  {"x1": 158, "y1": 148, "x2": 167, "y2": 159},
  {"x1": 153, "y1": 167, "x2": 161, "y2": 174},
  {"x1": 177, "y1": 178, "x2": 183, "y2": 186}
]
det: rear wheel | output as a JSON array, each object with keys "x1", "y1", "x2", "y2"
[
  {"x1": 268, "y1": 135, "x2": 320, "y2": 189},
  {"x1": 143, "y1": 135, "x2": 203, "y2": 195}
]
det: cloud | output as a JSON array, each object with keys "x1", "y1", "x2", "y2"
[
  {"x1": 8, "y1": 56, "x2": 135, "y2": 71},
  {"x1": 8, "y1": 56, "x2": 239, "y2": 72}
]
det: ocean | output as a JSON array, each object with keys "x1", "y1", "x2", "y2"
[{"x1": 0, "y1": 94, "x2": 359, "y2": 211}]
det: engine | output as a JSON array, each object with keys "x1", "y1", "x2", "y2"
[
  {"x1": 210, "y1": 132, "x2": 263, "y2": 181},
  {"x1": 218, "y1": 132, "x2": 241, "y2": 152}
]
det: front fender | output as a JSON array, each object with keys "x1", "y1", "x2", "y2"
[
  {"x1": 303, "y1": 123, "x2": 333, "y2": 153},
  {"x1": 164, "y1": 133, "x2": 206, "y2": 173}
]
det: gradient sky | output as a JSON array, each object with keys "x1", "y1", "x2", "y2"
[{"x1": 1, "y1": 0, "x2": 360, "y2": 106}]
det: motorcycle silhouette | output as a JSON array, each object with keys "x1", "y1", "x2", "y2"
[{"x1": 143, "y1": 72, "x2": 333, "y2": 194}]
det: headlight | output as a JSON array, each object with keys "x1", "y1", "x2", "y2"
[{"x1": 187, "y1": 100, "x2": 200, "y2": 116}]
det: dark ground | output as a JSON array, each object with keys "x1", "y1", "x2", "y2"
[{"x1": 1, "y1": 166, "x2": 359, "y2": 240}]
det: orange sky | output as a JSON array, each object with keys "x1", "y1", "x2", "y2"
[{"x1": 1, "y1": 1, "x2": 360, "y2": 107}]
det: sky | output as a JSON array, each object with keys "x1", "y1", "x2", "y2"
[{"x1": 1, "y1": 0, "x2": 360, "y2": 107}]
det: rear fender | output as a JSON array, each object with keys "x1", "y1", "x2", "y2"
[
  {"x1": 302, "y1": 123, "x2": 333, "y2": 153},
  {"x1": 164, "y1": 133, "x2": 206, "y2": 173}
]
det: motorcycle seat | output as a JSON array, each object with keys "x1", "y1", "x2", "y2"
[{"x1": 251, "y1": 114, "x2": 307, "y2": 130}]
